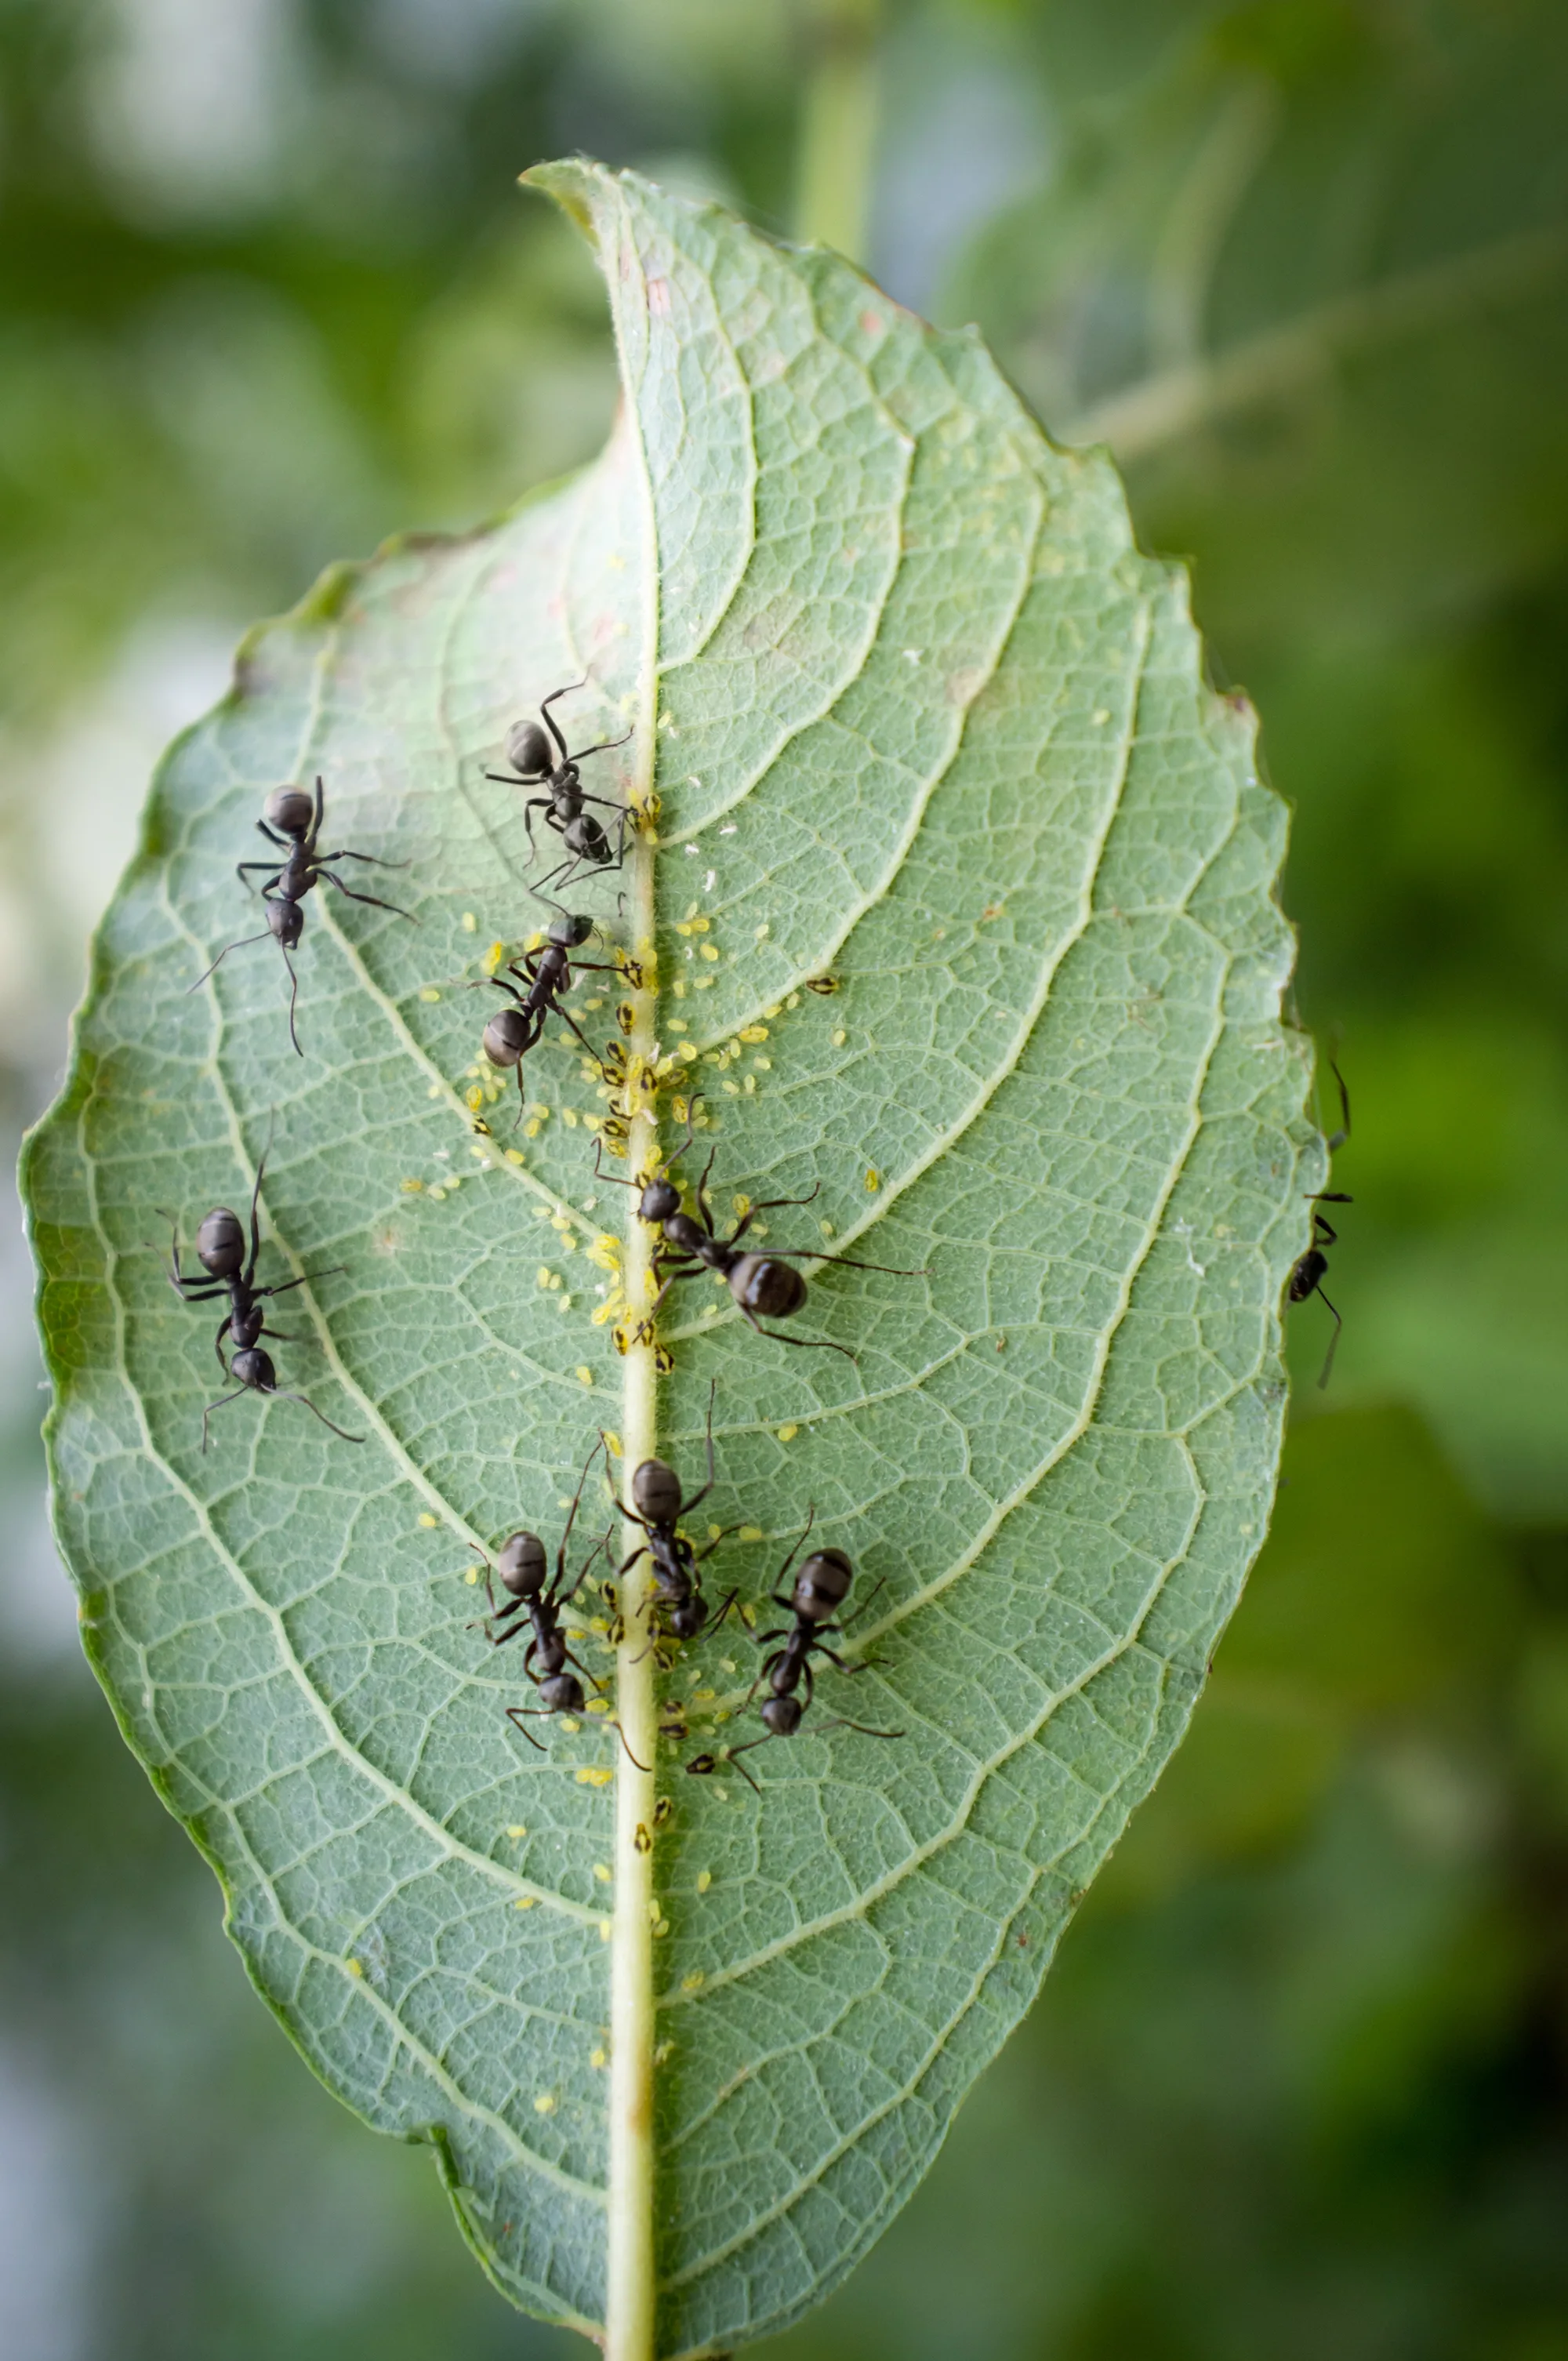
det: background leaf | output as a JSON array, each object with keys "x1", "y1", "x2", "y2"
[{"x1": 24, "y1": 163, "x2": 1314, "y2": 2354}]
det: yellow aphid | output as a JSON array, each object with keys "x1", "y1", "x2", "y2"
[
  {"x1": 593, "y1": 1863, "x2": 612, "y2": 1883},
  {"x1": 418, "y1": 986, "x2": 441, "y2": 1003},
  {"x1": 681, "y1": 1971, "x2": 706, "y2": 1994},
  {"x1": 466, "y1": 1086, "x2": 484, "y2": 1111},
  {"x1": 579, "y1": 1767, "x2": 614, "y2": 1788},
  {"x1": 598, "y1": 1919, "x2": 612, "y2": 1939},
  {"x1": 506, "y1": 1825, "x2": 528, "y2": 1840},
  {"x1": 739, "y1": 1525, "x2": 764, "y2": 1543},
  {"x1": 696, "y1": 1870, "x2": 712, "y2": 1894},
  {"x1": 777, "y1": 1425, "x2": 799, "y2": 1444},
  {"x1": 534, "y1": 2094, "x2": 557, "y2": 2116},
  {"x1": 604, "y1": 1431, "x2": 623, "y2": 1458},
  {"x1": 739, "y1": 1025, "x2": 768, "y2": 1043},
  {"x1": 347, "y1": 1957, "x2": 365, "y2": 1978},
  {"x1": 418, "y1": 1513, "x2": 438, "y2": 1528},
  {"x1": 504, "y1": 1147, "x2": 525, "y2": 1165},
  {"x1": 483, "y1": 941, "x2": 506, "y2": 975},
  {"x1": 866, "y1": 1169, "x2": 881, "y2": 1191},
  {"x1": 575, "y1": 1366, "x2": 594, "y2": 1387},
  {"x1": 590, "y1": 2047, "x2": 608, "y2": 2069},
  {"x1": 400, "y1": 1179, "x2": 423, "y2": 1193},
  {"x1": 514, "y1": 1895, "x2": 535, "y2": 1911},
  {"x1": 699, "y1": 943, "x2": 720, "y2": 962}
]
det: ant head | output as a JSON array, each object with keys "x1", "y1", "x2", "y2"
[
  {"x1": 793, "y1": 1548, "x2": 854, "y2": 1621},
  {"x1": 669, "y1": 1598, "x2": 706, "y2": 1640},
  {"x1": 495, "y1": 1531, "x2": 547, "y2": 1597},
  {"x1": 230, "y1": 1346, "x2": 276, "y2": 1391},
  {"x1": 504, "y1": 719, "x2": 554, "y2": 779},
  {"x1": 760, "y1": 1695, "x2": 804, "y2": 1737},
  {"x1": 263, "y1": 786, "x2": 314, "y2": 837},
  {"x1": 548, "y1": 912, "x2": 594, "y2": 950},
  {"x1": 731, "y1": 1253, "x2": 808, "y2": 1320},
  {"x1": 538, "y1": 1671, "x2": 585, "y2": 1714},
  {"x1": 631, "y1": 1457, "x2": 683, "y2": 1525},
  {"x1": 638, "y1": 1176, "x2": 681, "y2": 1224},
  {"x1": 267, "y1": 900, "x2": 305, "y2": 949},
  {"x1": 482, "y1": 1008, "x2": 529, "y2": 1069},
  {"x1": 195, "y1": 1206, "x2": 246, "y2": 1277}
]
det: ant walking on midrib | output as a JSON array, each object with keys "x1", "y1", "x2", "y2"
[
  {"x1": 603, "y1": 1383, "x2": 738, "y2": 1653},
  {"x1": 191, "y1": 779, "x2": 414, "y2": 1055},
  {"x1": 485, "y1": 683, "x2": 633, "y2": 899},
  {"x1": 160, "y1": 1141, "x2": 362, "y2": 1450},
  {"x1": 594, "y1": 1102, "x2": 926, "y2": 1360},
  {"x1": 1288, "y1": 1051, "x2": 1352, "y2": 1389},
  {"x1": 686, "y1": 1516, "x2": 901, "y2": 1793},
  {"x1": 477, "y1": 1438, "x2": 648, "y2": 1767},
  {"x1": 474, "y1": 898, "x2": 621, "y2": 1125}
]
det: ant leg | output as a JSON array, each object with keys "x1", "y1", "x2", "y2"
[
  {"x1": 254, "y1": 1266, "x2": 346, "y2": 1302},
  {"x1": 838, "y1": 1575, "x2": 887, "y2": 1631},
  {"x1": 212, "y1": 1312, "x2": 233, "y2": 1374},
  {"x1": 1325, "y1": 1052, "x2": 1350, "y2": 1154},
  {"x1": 819, "y1": 1716, "x2": 906, "y2": 1742},
  {"x1": 201, "y1": 1386, "x2": 249, "y2": 1451},
  {"x1": 818, "y1": 1646, "x2": 883, "y2": 1675},
  {"x1": 695, "y1": 1143, "x2": 720, "y2": 1232},
  {"x1": 611, "y1": 1721, "x2": 652, "y2": 1773},
  {"x1": 552, "y1": 1005, "x2": 602, "y2": 1062},
  {"x1": 1314, "y1": 1289, "x2": 1343, "y2": 1390},
  {"x1": 317, "y1": 847, "x2": 408, "y2": 872},
  {"x1": 237, "y1": 863, "x2": 285, "y2": 893},
  {"x1": 568, "y1": 727, "x2": 634, "y2": 764},
  {"x1": 687, "y1": 1742, "x2": 764, "y2": 1795},
  {"x1": 188, "y1": 930, "x2": 270, "y2": 993},
  {"x1": 554, "y1": 1440, "x2": 608, "y2": 1593},
  {"x1": 243, "y1": 1124, "x2": 273, "y2": 1288},
  {"x1": 310, "y1": 775, "x2": 325, "y2": 845},
  {"x1": 705, "y1": 1589, "x2": 740, "y2": 1634},
  {"x1": 769, "y1": 1248, "x2": 930, "y2": 1277},
  {"x1": 270, "y1": 1391, "x2": 365, "y2": 1444},
  {"x1": 280, "y1": 943, "x2": 303, "y2": 1057},
  {"x1": 768, "y1": 1506, "x2": 815, "y2": 1600},
  {"x1": 259, "y1": 1324, "x2": 299, "y2": 1343},
  {"x1": 318, "y1": 871, "x2": 416, "y2": 922},
  {"x1": 254, "y1": 819, "x2": 288, "y2": 848},
  {"x1": 505, "y1": 1707, "x2": 547, "y2": 1752},
  {"x1": 539, "y1": 681, "x2": 588, "y2": 759},
  {"x1": 731, "y1": 1183, "x2": 821, "y2": 1242},
  {"x1": 739, "y1": 1304, "x2": 857, "y2": 1362}
]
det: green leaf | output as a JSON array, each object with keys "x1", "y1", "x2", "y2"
[{"x1": 24, "y1": 162, "x2": 1316, "y2": 2357}]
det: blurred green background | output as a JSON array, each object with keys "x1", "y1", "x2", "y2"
[{"x1": 5, "y1": 2, "x2": 1568, "y2": 2354}]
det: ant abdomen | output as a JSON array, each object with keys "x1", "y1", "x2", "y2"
[
  {"x1": 732, "y1": 1254, "x2": 808, "y2": 1320},
  {"x1": 496, "y1": 1531, "x2": 547, "y2": 1597},
  {"x1": 196, "y1": 1208, "x2": 245, "y2": 1276},
  {"x1": 630, "y1": 1457, "x2": 683, "y2": 1524},
  {"x1": 505, "y1": 719, "x2": 554, "y2": 777},
  {"x1": 482, "y1": 1008, "x2": 530, "y2": 1069},
  {"x1": 263, "y1": 786, "x2": 314, "y2": 836},
  {"x1": 793, "y1": 1547, "x2": 853, "y2": 1620}
]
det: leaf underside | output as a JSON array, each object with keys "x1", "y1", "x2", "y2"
[{"x1": 24, "y1": 162, "x2": 1316, "y2": 2356}]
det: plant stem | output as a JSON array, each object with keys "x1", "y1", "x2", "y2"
[
  {"x1": 793, "y1": 0, "x2": 881, "y2": 263},
  {"x1": 605, "y1": 657, "x2": 661, "y2": 2361}
]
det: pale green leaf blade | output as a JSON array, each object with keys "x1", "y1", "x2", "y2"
[{"x1": 24, "y1": 162, "x2": 1317, "y2": 2356}]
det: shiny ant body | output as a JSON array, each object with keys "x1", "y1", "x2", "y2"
[
  {"x1": 485, "y1": 684, "x2": 632, "y2": 897},
  {"x1": 604, "y1": 1388, "x2": 736, "y2": 1650},
  {"x1": 476, "y1": 906, "x2": 619, "y2": 1123},
  {"x1": 161, "y1": 1145, "x2": 361, "y2": 1451},
  {"x1": 192, "y1": 779, "x2": 413, "y2": 1055},
  {"x1": 1288, "y1": 1054, "x2": 1352, "y2": 1389},
  {"x1": 594, "y1": 1108, "x2": 924, "y2": 1360},
  {"x1": 479, "y1": 1441, "x2": 648, "y2": 1765},
  {"x1": 687, "y1": 1520, "x2": 900, "y2": 1793}
]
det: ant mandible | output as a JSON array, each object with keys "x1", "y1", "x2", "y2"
[
  {"x1": 602, "y1": 1384, "x2": 737, "y2": 1653},
  {"x1": 161, "y1": 1142, "x2": 363, "y2": 1451},
  {"x1": 594, "y1": 1103, "x2": 925, "y2": 1360},
  {"x1": 474, "y1": 899, "x2": 620, "y2": 1125},
  {"x1": 485, "y1": 683, "x2": 633, "y2": 899},
  {"x1": 191, "y1": 778, "x2": 415, "y2": 1055},
  {"x1": 478, "y1": 1439, "x2": 648, "y2": 1767},
  {"x1": 686, "y1": 1518, "x2": 900, "y2": 1793},
  {"x1": 1288, "y1": 1052, "x2": 1352, "y2": 1389}
]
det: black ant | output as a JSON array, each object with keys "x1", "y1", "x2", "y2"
[
  {"x1": 474, "y1": 901, "x2": 620, "y2": 1124},
  {"x1": 485, "y1": 684, "x2": 633, "y2": 898},
  {"x1": 593, "y1": 1105, "x2": 924, "y2": 1360},
  {"x1": 160, "y1": 1142, "x2": 362, "y2": 1451},
  {"x1": 686, "y1": 1519, "x2": 900, "y2": 1793},
  {"x1": 191, "y1": 779, "x2": 414, "y2": 1055},
  {"x1": 1288, "y1": 1052, "x2": 1352, "y2": 1389},
  {"x1": 602, "y1": 1385, "x2": 737, "y2": 1652},
  {"x1": 478, "y1": 1440, "x2": 648, "y2": 1767}
]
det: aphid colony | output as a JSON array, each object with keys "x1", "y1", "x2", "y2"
[{"x1": 174, "y1": 680, "x2": 1349, "y2": 1793}]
